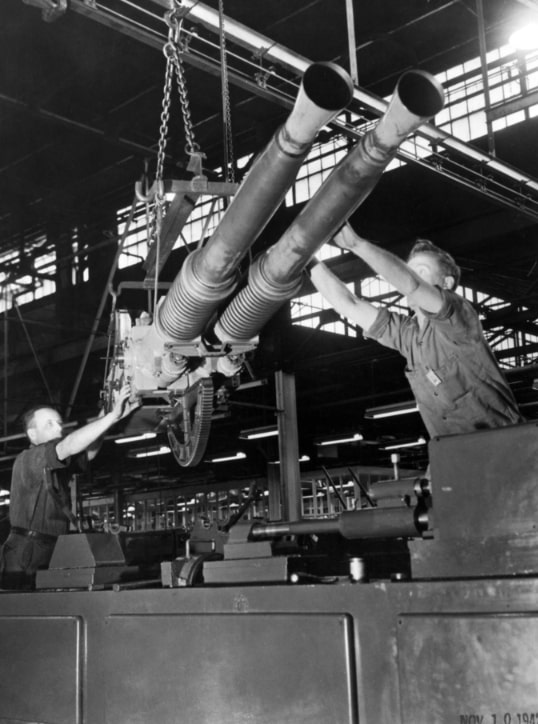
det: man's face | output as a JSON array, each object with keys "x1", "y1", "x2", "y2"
[
  {"x1": 407, "y1": 251, "x2": 446, "y2": 288},
  {"x1": 27, "y1": 408, "x2": 63, "y2": 445}
]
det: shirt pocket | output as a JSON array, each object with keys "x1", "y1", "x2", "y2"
[{"x1": 406, "y1": 354, "x2": 471, "y2": 409}]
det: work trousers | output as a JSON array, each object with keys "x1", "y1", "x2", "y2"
[{"x1": 0, "y1": 531, "x2": 56, "y2": 590}]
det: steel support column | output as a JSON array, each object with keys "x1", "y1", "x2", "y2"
[{"x1": 275, "y1": 369, "x2": 301, "y2": 522}]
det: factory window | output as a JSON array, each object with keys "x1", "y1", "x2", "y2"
[
  {"x1": 116, "y1": 152, "x2": 250, "y2": 268},
  {"x1": 117, "y1": 195, "x2": 227, "y2": 269},
  {"x1": 360, "y1": 277, "x2": 406, "y2": 313},
  {"x1": 283, "y1": 46, "x2": 538, "y2": 200},
  {"x1": 0, "y1": 243, "x2": 56, "y2": 311},
  {"x1": 82, "y1": 482, "x2": 269, "y2": 533},
  {"x1": 292, "y1": 291, "x2": 358, "y2": 337},
  {"x1": 292, "y1": 276, "x2": 532, "y2": 366},
  {"x1": 292, "y1": 275, "x2": 404, "y2": 337},
  {"x1": 182, "y1": 195, "x2": 226, "y2": 243},
  {"x1": 71, "y1": 229, "x2": 89, "y2": 285},
  {"x1": 117, "y1": 203, "x2": 150, "y2": 269}
]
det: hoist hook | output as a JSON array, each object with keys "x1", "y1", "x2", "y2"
[
  {"x1": 164, "y1": 6, "x2": 183, "y2": 44},
  {"x1": 134, "y1": 179, "x2": 154, "y2": 204}
]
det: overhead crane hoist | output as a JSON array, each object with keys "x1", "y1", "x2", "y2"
[{"x1": 102, "y1": 5, "x2": 445, "y2": 466}]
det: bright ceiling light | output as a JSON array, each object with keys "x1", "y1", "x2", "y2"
[
  {"x1": 115, "y1": 432, "x2": 157, "y2": 445},
  {"x1": 364, "y1": 401, "x2": 419, "y2": 419},
  {"x1": 509, "y1": 23, "x2": 538, "y2": 51},
  {"x1": 207, "y1": 452, "x2": 247, "y2": 463},
  {"x1": 239, "y1": 425, "x2": 278, "y2": 440},
  {"x1": 383, "y1": 437, "x2": 427, "y2": 451},
  {"x1": 270, "y1": 454, "x2": 311, "y2": 464},
  {"x1": 315, "y1": 433, "x2": 363, "y2": 446},
  {"x1": 133, "y1": 445, "x2": 171, "y2": 458}
]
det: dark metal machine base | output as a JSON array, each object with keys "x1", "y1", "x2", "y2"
[{"x1": 0, "y1": 577, "x2": 537, "y2": 723}]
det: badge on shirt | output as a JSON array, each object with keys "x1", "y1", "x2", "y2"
[{"x1": 426, "y1": 369, "x2": 442, "y2": 386}]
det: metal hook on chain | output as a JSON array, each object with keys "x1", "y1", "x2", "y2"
[
  {"x1": 164, "y1": 4, "x2": 183, "y2": 41},
  {"x1": 134, "y1": 180, "x2": 155, "y2": 204},
  {"x1": 163, "y1": 41, "x2": 177, "y2": 62}
]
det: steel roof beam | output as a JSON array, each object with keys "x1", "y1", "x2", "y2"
[{"x1": 69, "y1": 0, "x2": 538, "y2": 220}]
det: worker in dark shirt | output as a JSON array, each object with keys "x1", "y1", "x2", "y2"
[
  {"x1": 309, "y1": 224, "x2": 524, "y2": 438},
  {"x1": 0, "y1": 383, "x2": 137, "y2": 590}
]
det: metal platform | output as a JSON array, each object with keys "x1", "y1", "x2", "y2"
[{"x1": 0, "y1": 577, "x2": 537, "y2": 724}]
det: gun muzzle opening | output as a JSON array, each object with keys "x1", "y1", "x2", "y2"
[
  {"x1": 396, "y1": 70, "x2": 445, "y2": 119},
  {"x1": 302, "y1": 61, "x2": 355, "y2": 111}
]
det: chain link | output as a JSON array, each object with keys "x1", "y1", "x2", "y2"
[
  {"x1": 149, "y1": 10, "x2": 177, "y2": 250},
  {"x1": 170, "y1": 21, "x2": 199, "y2": 157},
  {"x1": 149, "y1": 1, "x2": 203, "y2": 257},
  {"x1": 218, "y1": 0, "x2": 235, "y2": 183}
]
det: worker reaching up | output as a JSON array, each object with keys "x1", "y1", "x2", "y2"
[
  {"x1": 0, "y1": 383, "x2": 138, "y2": 590},
  {"x1": 308, "y1": 224, "x2": 524, "y2": 438}
]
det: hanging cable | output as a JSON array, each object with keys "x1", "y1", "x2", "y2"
[{"x1": 218, "y1": 0, "x2": 235, "y2": 183}]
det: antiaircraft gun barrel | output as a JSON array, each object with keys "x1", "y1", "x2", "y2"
[
  {"x1": 250, "y1": 506, "x2": 427, "y2": 541},
  {"x1": 104, "y1": 64, "x2": 354, "y2": 467},
  {"x1": 214, "y1": 70, "x2": 445, "y2": 343},
  {"x1": 154, "y1": 62, "x2": 354, "y2": 344}
]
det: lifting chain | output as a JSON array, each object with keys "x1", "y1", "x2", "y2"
[
  {"x1": 148, "y1": 1, "x2": 203, "y2": 310},
  {"x1": 218, "y1": 0, "x2": 235, "y2": 183},
  {"x1": 169, "y1": 23, "x2": 199, "y2": 158},
  {"x1": 149, "y1": 45, "x2": 174, "y2": 247}
]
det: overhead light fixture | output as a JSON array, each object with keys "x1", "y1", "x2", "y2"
[
  {"x1": 207, "y1": 452, "x2": 247, "y2": 463},
  {"x1": 236, "y1": 379, "x2": 268, "y2": 390},
  {"x1": 270, "y1": 454, "x2": 311, "y2": 464},
  {"x1": 131, "y1": 445, "x2": 171, "y2": 458},
  {"x1": 364, "y1": 401, "x2": 419, "y2": 419},
  {"x1": 509, "y1": 23, "x2": 538, "y2": 51},
  {"x1": 239, "y1": 425, "x2": 278, "y2": 440},
  {"x1": 485, "y1": 159, "x2": 528, "y2": 183},
  {"x1": 315, "y1": 433, "x2": 363, "y2": 446},
  {"x1": 115, "y1": 432, "x2": 157, "y2": 445},
  {"x1": 383, "y1": 437, "x2": 427, "y2": 451},
  {"x1": 0, "y1": 454, "x2": 18, "y2": 463},
  {"x1": 0, "y1": 488, "x2": 10, "y2": 497}
]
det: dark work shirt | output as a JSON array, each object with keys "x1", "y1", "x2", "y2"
[
  {"x1": 365, "y1": 288, "x2": 524, "y2": 437},
  {"x1": 9, "y1": 439, "x2": 71, "y2": 537}
]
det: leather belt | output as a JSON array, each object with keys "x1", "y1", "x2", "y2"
[{"x1": 11, "y1": 526, "x2": 58, "y2": 544}]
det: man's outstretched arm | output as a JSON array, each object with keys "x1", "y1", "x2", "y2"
[
  {"x1": 334, "y1": 224, "x2": 444, "y2": 314},
  {"x1": 309, "y1": 259, "x2": 380, "y2": 331},
  {"x1": 56, "y1": 384, "x2": 138, "y2": 462}
]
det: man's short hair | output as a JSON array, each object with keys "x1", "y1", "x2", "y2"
[
  {"x1": 22, "y1": 406, "x2": 58, "y2": 435},
  {"x1": 407, "y1": 238, "x2": 461, "y2": 289}
]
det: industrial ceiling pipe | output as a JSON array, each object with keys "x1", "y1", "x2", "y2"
[{"x1": 214, "y1": 69, "x2": 445, "y2": 344}]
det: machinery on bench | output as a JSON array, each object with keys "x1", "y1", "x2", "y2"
[
  {"x1": 10, "y1": 423, "x2": 538, "y2": 724},
  {"x1": 36, "y1": 420, "x2": 538, "y2": 588}
]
